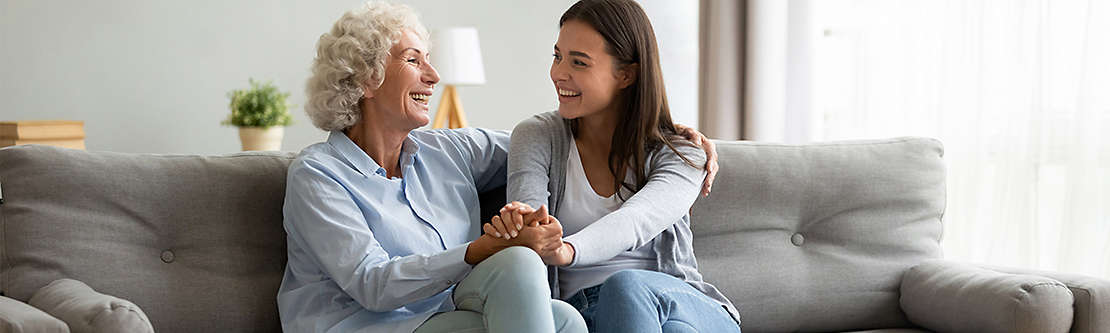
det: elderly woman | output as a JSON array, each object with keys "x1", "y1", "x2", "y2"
[
  {"x1": 277, "y1": 2, "x2": 716, "y2": 333},
  {"x1": 275, "y1": 3, "x2": 581, "y2": 332}
]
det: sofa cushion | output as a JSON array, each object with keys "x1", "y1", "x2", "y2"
[
  {"x1": 30, "y1": 278, "x2": 154, "y2": 333},
  {"x1": 901, "y1": 261, "x2": 1073, "y2": 333},
  {"x1": 0, "y1": 295, "x2": 69, "y2": 333},
  {"x1": 690, "y1": 137, "x2": 946, "y2": 332},
  {"x1": 0, "y1": 145, "x2": 293, "y2": 333}
]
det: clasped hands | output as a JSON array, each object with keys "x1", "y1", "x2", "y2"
[{"x1": 483, "y1": 201, "x2": 575, "y2": 266}]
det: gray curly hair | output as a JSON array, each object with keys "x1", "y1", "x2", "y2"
[{"x1": 305, "y1": 1, "x2": 429, "y2": 131}]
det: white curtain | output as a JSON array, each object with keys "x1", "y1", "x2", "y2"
[{"x1": 809, "y1": 0, "x2": 1110, "y2": 277}]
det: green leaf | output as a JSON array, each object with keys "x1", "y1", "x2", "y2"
[{"x1": 223, "y1": 78, "x2": 295, "y2": 128}]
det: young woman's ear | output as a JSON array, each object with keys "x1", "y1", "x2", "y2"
[{"x1": 617, "y1": 63, "x2": 640, "y2": 89}]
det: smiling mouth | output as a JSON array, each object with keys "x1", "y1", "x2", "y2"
[
  {"x1": 558, "y1": 89, "x2": 581, "y2": 97},
  {"x1": 410, "y1": 93, "x2": 431, "y2": 104}
]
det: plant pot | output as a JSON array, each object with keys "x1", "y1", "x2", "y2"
[{"x1": 238, "y1": 126, "x2": 284, "y2": 151}]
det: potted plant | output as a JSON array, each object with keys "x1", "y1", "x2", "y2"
[{"x1": 222, "y1": 79, "x2": 294, "y2": 151}]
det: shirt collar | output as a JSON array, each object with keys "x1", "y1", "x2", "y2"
[{"x1": 327, "y1": 130, "x2": 420, "y2": 179}]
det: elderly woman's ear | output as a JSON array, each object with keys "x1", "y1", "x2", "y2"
[{"x1": 361, "y1": 82, "x2": 375, "y2": 99}]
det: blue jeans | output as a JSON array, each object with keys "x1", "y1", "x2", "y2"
[
  {"x1": 415, "y1": 246, "x2": 587, "y2": 333},
  {"x1": 565, "y1": 269, "x2": 741, "y2": 333}
]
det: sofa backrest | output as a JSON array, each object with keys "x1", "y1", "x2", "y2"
[
  {"x1": 690, "y1": 137, "x2": 946, "y2": 332},
  {"x1": 1, "y1": 137, "x2": 947, "y2": 333},
  {"x1": 0, "y1": 145, "x2": 294, "y2": 333}
]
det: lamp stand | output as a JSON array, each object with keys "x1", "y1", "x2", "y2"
[{"x1": 432, "y1": 85, "x2": 469, "y2": 129}]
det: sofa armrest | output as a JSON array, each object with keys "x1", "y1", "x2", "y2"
[
  {"x1": 29, "y1": 279, "x2": 153, "y2": 333},
  {"x1": 0, "y1": 295, "x2": 69, "y2": 333},
  {"x1": 973, "y1": 264, "x2": 1110, "y2": 333},
  {"x1": 900, "y1": 260, "x2": 1073, "y2": 333}
]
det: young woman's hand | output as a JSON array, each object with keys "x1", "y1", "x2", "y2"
[
  {"x1": 467, "y1": 206, "x2": 555, "y2": 265},
  {"x1": 674, "y1": 123, "x2": 719, "y2": 197},
  {"x1": 483, "y1": 202, "x2": 550, "y2": 239},
  {"x1": 541, "y1": 237, "x2": 575, "y2": 267},
  {"x1": 512, "y1": 212, "x2": 565, "y2": 261}
]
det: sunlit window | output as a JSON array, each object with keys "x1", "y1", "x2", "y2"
[{"x1": 810, "y1": 0, "x2": 1110, "y2": 276}]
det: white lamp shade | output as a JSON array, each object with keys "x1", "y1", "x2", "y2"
[{"x1": 430, "y1": 27, "x2": 486, "y2": 86}]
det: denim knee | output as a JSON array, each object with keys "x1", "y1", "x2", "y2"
[
  {"x1": 550, "y1": 299, "x2": 587, "y2": 333},
  {"x1": 599, "y1": 270, "x2": 653, "y2": 297},
  {"x1": 482, "y1": 246, "x2": 546, "y2": 284}
]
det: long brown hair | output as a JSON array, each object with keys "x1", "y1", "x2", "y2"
[{"x1": 560, "y1": 0, "x2": 698, "y2": 200}]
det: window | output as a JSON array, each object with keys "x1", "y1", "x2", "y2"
[{"x1": 808, "y1": 0, "x2": 1110, "y2": 276}]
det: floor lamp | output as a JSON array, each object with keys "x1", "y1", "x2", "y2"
[{"x1": 430, "y1": 27, "x2": 485, "y2": 129}]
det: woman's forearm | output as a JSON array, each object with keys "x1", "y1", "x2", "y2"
[
  {"x1": 465, "y1": 234, "x2": 510, "y2": 265},
  {"x1": 563, "y1": 147, "x2": 707, "y2": 267}
]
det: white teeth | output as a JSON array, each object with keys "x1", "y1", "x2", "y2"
[
  {"x1": 409, "y1": 93, "x2": 430, "y2": 102},
  {"x1": 558, "y1": 89, "x2": 581, "y2": 97}
]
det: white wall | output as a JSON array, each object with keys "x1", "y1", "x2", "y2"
[{"x1": 1, "y1": 0, "x2": 697, "y2": 154}]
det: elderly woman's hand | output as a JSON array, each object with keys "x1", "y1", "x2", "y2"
[
  {"x1": 481, "y1": 202, "x2": 573, "y2": 266},
  {"x1": 674, "y1": 124, "x2": 719, "y2": 197},
  {"x1": 483, "y1": 202, "x2": 549, "y2": 239},
  {"x1": 494, "y1": 204, "x2": 561, "y2": 255}
]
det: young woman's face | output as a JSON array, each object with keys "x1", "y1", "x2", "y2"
[
  {"x1": 364, "y1": 29, "x2": 439, "y2": 130},
  {"x1": 550, "y1": 20, "x2": 631, "y2": 120}
]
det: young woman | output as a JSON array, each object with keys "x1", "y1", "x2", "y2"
[{"x1": 488, "y1": 0, "x2": 742, "y2": 332}]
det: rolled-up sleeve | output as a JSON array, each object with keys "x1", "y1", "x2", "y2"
[{"x1": 283, "y1": 162, "x2": 472, "y2": 312}]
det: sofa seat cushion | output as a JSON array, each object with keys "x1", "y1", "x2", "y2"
[{"x1": 690, "y1": 137, "x2": 946, "y2": 332}]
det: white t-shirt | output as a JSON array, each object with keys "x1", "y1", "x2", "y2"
[{"x1": 556, "y1": 140, "x2": 657, "y2": 299}]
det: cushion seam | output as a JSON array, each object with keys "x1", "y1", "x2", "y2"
[
  {"x1": 90, "y1": 303, "x2": 151, "y2": 328},
  {"x1": 1014, "y1": 282, "x2": 1073, "y2": 333},
  {"x1": 115, "y1": 303, "x2": 150, "y2": 325}
]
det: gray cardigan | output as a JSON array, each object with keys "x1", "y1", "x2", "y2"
[{"x1": 507, "y1": 111, "x2": 741, "y2": 323}]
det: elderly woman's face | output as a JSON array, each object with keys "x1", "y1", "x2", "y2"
[{"x1": 364, "y1": 29, "x2": 439, "y2": 130}]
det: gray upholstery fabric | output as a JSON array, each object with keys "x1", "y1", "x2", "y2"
[
  {"x1": 842, "y1": 330, "x2": 931, "y2": 333},
  {"x1": 3, "y1": 138, "x2": 1104, "y2": 333},
  {"x1": 0, "y1": 295, "x2": 68, "y2": 333},
  {"x1": 29, "y1": 279, "x2": 153, "y2": 333},
  {"x1": 976, "y1": 264, "x2": 1110, "y2": 333},
  {"x1": 900, "y1": 260, "x2": 1074, "y2": 333},
  {"x1": 690, "y1": 138, "x2": 946, "y2": 333},
  {"x1": 0, "y1": 145, "x2": 293, "y2": 333}
]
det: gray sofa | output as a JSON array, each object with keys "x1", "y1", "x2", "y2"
[{"x1": 0, "y1": 137, "x2": 1106, "y2": 333}]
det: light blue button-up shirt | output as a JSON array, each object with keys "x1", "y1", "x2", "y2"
[{"x1": 277, "y1": 128, "x2": 509, "y2": 333}]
